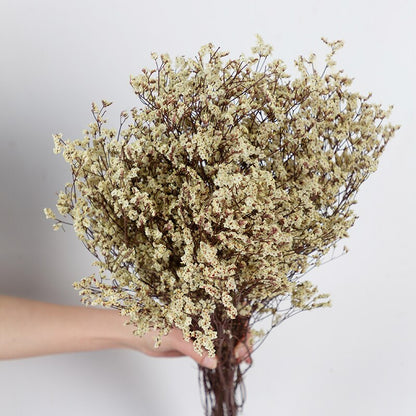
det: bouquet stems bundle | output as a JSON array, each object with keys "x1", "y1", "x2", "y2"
[{"x1": 46, "y1": 37, "x2": 398, "y2": 415}]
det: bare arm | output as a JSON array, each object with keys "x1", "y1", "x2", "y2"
[{"x1": 0, "y1": 295, "x2": 251, "y2": 367}]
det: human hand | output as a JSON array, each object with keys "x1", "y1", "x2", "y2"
[{"x1": 117, "y1": 326, "x2": 252, "y2": 370}]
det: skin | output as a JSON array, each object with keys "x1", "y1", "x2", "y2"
[{"x1": 0, "y1": 295, "x2": 251, "y2": 368}]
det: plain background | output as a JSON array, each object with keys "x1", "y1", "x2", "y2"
[{"x1": 0, "y1": 0, "x2": 415, "y2": 415}]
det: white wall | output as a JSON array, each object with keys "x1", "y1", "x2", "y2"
[{"x1": 1, "y1": 0, "x2": 415, "y2": 415}]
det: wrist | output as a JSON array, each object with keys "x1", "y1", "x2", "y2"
[{"x1": 100, "y1": 308, "x2": 135, "y2": 350}]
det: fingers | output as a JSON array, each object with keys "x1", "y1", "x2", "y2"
[
  {"x1": 234, "y1": 329, "x2": 253, "y2": 364},
  {"x1": 234, "y1": 341, "x2": 253, "y2": 365}
]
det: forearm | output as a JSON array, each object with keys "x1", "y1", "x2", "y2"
[{"x1": 0, "y1": 295, "x2": 128, "y2": 360}]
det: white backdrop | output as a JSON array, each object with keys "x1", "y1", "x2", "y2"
[{"x1": 1, "y1": 0, "x2": 415, "y2": 415}]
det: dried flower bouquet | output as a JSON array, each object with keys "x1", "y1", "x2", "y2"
[{"x1": 46, "y1": 37, "x2": 398, "y2": 415}]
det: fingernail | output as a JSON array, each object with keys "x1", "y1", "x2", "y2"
[{"x1": 235, "y1": 346, "x2": 245, "y2": 360}]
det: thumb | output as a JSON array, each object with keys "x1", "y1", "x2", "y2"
[{"x1": 175, "y1": 337, "x2": 218, "y2": 369}]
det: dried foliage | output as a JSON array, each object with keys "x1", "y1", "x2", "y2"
[{"x1": 46, "y1": 36, "x2": 398, "y2": 415}]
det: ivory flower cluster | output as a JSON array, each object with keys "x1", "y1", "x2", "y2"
[{"x1": 46, "y1": 38, "x2": 398, "y2": 356}]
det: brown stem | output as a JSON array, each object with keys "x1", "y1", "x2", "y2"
[{"x1": 198, "y1": 313, "x2": 250, "y2": 416}]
